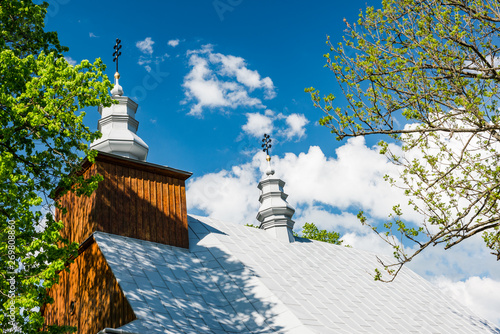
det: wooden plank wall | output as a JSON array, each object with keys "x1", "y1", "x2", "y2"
[
  {"x1": 57, "y1": 164, "x2": 98, "y2": 248},
  {"x1": 43, "y1": 240, "x2": 135, "y2": 333},
  {"x1": 58, "y1": 154, "x2": 190, "y2": 248}
]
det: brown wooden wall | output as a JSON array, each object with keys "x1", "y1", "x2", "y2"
[
  {"x1": 43, "y1": 240, "x2": 135, "y2": 333},
  {"x1": 57, "y1": 153, "x2": 191, "y2": 248}
]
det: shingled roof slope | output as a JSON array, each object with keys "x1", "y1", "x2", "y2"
[{"x1": 94, "y1": 215, "x2": 500, "y2": 334}]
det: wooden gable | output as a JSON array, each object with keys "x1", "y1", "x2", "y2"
[
  {"x1": 42, "y1": 238, "x2": 135, "y2": 333},
  {"x1": 44, "y1": 152, "x2": 192, "y2": 332},
  {"x1": 57, "y1": 152, "x2": 192, "y2": 249}
]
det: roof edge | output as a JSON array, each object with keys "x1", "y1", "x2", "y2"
[{"x1": 82, "y1": 151, "x2": 193, "y2": 180}]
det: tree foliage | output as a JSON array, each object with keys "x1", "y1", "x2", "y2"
[
  {"x1": 300, "y1": 222, "x2": 343, "y2": 245},
  {"x1": 0, "y1": 1, "x2": 113, "y2": 331},
  {"x1": 247, "y1": 222, "x2": 343, "y2": 245},
  {"x1": 306, "y1": 0, "x2": 500, "y2": 280}
]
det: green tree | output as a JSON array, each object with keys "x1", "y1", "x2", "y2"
[
  {"x1": 0, "y1": 1, "x2": 113, "y2": 331},
  {"x1": 300, "y1": 222, "x2": 343, "y2": 245},
  {"x1": 247, "y1": 222, "x2": 343, "y2": 245},
  {"x1": 306, "y1": 0, "x2": 500, "y2": 281}
]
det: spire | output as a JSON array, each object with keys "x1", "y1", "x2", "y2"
[
  {"x1": 111, "y1": 38, "x2": 123, "y2": 97},
  {"x1": 90, "y1": 39, "x2": 149, "y2": 161},
  {"x1": 262, "y1": 133, "x2": 275, "y2": 176},
  {"x1": 256, "y1": 135, "x2": 296, "y2": 243}
]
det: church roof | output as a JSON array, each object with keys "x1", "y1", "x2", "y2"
[{"x1": 94, "y1": 215, "x2": 499, "y2": 334}]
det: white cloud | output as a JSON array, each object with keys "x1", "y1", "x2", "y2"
[
  {"x1": 295, "y1": 206, "x2": 362, "y2": 232},
  {"x1": 89, "y1": 32, "x2": 98, "y2": 38},
  {"x1": 464, "y1": 56, "x2": 500, "y2": 75},
  {"x1": 241, "y1": 111, "x2": 309, "y2": 141},
  {"x1": 182, "y1": 53, "x2": 237, "y2": 115},
  {"x1": 399, "y1": 121, "x2": 500, "y2": 236},
  {"x1": 293, "y1": 205, "x2": 395, "y2": 255},
  {"x1": 186, "y1": 135, "x2": 500, "y2": 326},
  {"x1": 408, "y1": 233, "x2": 500, "y2": 281},
  {"x1": 341, "y1": 230, "x2": 394, "y2": 255},
  {"x1": 188, "y1": 137, "x2": 406, "y2": 226},
  {"x1": 187, "y1": 163, "x2": 261, "y2": 224},
  {"x1": 209, "y1": 52, "x2": 276, "y2": 98},
  {"x1": 156, "y1": 53, "x2": 170, "y2": 63},
  {"x1": 435, "y1": 276, "x2": 500, "y2": 326},
  {"x1": 275, "y1": 139, "x2": 408, "y2": 221},
  {"x1": 189, "y1": 137, "x2": 500, "y2": 275},
  {"x1": 265, "y1": 109, "x2": 275, "y2": 117},
  {"x1": 136, "y1": 37, "x2": 155, "y2": 55},
  {"x1": 242, "y1": 113, "x2": 274, "y2": 138},
  {"x1": 282, "y1": 113, "x2": 309, "y2": 140},
  {"x1": 138, "y1": 55, "x2": 151, "y2": 66},
  {"x1": 64, "y1": 56, "x2": 77, "y2": 66},
  {"x1": 186, "y1": 138, "x2": 500, "y2": 277},
  {"x1": 182, "y1": 45, "x2": 276, "y2": 116},
  {"x1": 168, "y1": 39, "x2": 180, "y2": 47},
  {"x1": 136, "y1": 39, "x2": 168, "y2": 70}
]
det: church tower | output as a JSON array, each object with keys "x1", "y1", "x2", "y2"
[
  {"x1": 43, "y1": 39, "x2": 191, "y2": 333},
  {"x1": 256, "y1": 134, "x2": 296, "y2": 243},
  {"x1": 90, "y1": 40, "x2": 149, "y2": 161}
]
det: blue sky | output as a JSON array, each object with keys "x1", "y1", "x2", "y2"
[
  {"x1": 45, "y1": 0, "x2": 376, "y2": 174},
  {"x1": 44, "y1": 0, "x2": 500, "y2": 325}
]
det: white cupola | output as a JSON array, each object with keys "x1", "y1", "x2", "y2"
[
  {"x1": 256, "y1": 135, "x2": 296, "y2": 243},
  {"x1": 90, "y1": 39, "x2": 149, "y2": 161}
]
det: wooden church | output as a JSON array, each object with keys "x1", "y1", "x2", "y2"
[{"x1": 42, "y1": 47, "x2": 499, "y2": 334}]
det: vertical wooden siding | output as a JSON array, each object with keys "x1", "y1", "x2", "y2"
[
  {"x1": 58, "y1": 154, "x2": 190, "y2": 248},
  {"x1": 56, "y1": 164, "x2": 98, "y2": 248},
  {"x1": 43, "y1": 240, "x2": 135, "y2": 333}
]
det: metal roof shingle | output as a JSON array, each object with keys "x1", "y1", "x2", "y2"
[{"x1": 93, "y1": 215, "x2": 500, "y2": 333}]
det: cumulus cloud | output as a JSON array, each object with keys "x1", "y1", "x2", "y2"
[
  {"x1": 209, "y1": 51, "x2": 276, "y2": 99},
  {"x1": 168, "y1": 39, "x2": 180, "y2": 47},
  {"x1": 136, "y1": 37, "x2": 169, "y2": 71},
  {"x1": 186, "y1": 137, "x2": 500, "y2": 277},
  {"x1": 182, "y1": 45, "x2": 276, "y2": 116},
  {"x1": 186, "y1": 135, "x2": 500, "y2": 325},
  {"x1": 435, "y1": 276, "x2": 500, "y2": 326},
  {"x1": 187, "y1": 163, "x2": 261, "y2": 224},
  {"x1": 136, "y1": 37, "x2": 155, "y2": 55},
  {"x1": 138, "y1": 56, "x2": 151, "y2": 66},
  {"x1": 409, "y1": 233, "x2": 500, "y2": 281},
  {"x1": 275, "y1": 139, "x2": 409, "y2": 221},
  {"x1": 188, "y1": 137, "x2": 500, "y2": 276},
  {"x1": 188, "y1": 137, "x2": 407, "y2": 225},
  {"x1": 242, "y1": 112, "x2": 274, "y2": 138},
  {"x1": 293, "y1": 205, "x2": 394, "y2": 255},
  {"x1": 89, "y1": 32, "x2": 99, "y2": 38},
  {"x1": 242, "y1": 111, "x2": 309, "y2": 141},
  {"x1": 281, "y1": 113, "x2": 309, "y2": 140},
  {"x1": 464, "y1": 56, "x2": 500, "y2": 75},
  {"x1": 64, "y1": 56, "x2": 77, "y2": 66}
]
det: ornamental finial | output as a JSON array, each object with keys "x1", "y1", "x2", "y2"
[
  {"x1": 113, "y1": 38, "x2": 122, "y2": 78},
  {"x1": 261, "y1": 134, "x2": 274, "y2": 176},
  {"x1": 262, "y1": 133, "x2": 272, "y2": 157},
  {"x1": 111, "y1": 38, "x2": 123, "y2": 97}
]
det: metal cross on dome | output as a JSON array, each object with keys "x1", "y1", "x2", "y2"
[
  {"x1": 113, "y1": 38, "x2": 122, "y2": 74},
  {"x1": 262, "y1": 134, "x2": 272, "y2": 156}
]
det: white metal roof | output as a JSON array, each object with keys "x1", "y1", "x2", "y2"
[{"x1": 94, "y1": 215, "x2": 500, "y2": 334}]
